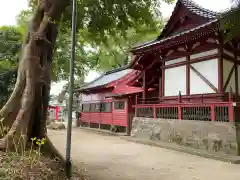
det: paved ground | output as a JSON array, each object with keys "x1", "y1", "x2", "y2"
[{"x1": 48, "y1": 129, "x2": 240, "y2": 180}]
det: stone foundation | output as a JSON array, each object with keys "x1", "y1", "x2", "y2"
[{"x1": 131, "y1": 117, "x2": 240, "y2": 155}]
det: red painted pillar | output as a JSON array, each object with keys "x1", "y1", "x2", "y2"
[
  {"x1": 210, "y1": 104, "x2": 215, "y2": 121},
  {"x1": 218, "y1": 39, "x2": 224, "y2": 92},
  {"x1": 178, "y1": 91, "x2": 182, "y2": 120},
  {"x1": 161, "y1": 65, "x2": 165, "y2": 98},
  {"x1": 234, "y1": 53, "x2": 239, "y2": 98},
  {"x1": 186, "y1": 55, "x2": 190, "y2": 96},
  {"x1": 135, "y1": 94, "x2": 138, "y2": 105},
  {"x1": 56, "y1": 106, "x2": 59, "y2": 121},
  {"x1": 153, "y1": 105, "x2": 157, "y2": 119},
  {"x1": 143, "y1": 70, "x2": 146, "y2": 104},
  {"x1": 159, "y1": 76, "x2": 162, "y2": 102},
  {"x1": 229, "y1": 86, "x2": 234, "y2": 122}
]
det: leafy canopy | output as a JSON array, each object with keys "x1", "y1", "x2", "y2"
[
  {"x1": 0, "y1": 26, "x2": 23, "y2": 106},
  {"x1": 219, "y1": 0, "x2": 240, "y2": 41},
  {"x1": 16, "y1": 0, "x2": 173, "y2": 81}
]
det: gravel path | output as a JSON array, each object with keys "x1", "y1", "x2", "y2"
[{"x1": 48, "y1": 129, "x2": 240, "y2": 180}]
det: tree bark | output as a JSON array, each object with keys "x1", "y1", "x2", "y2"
[{"x1": 0, "y1": 0, "x2": 69, "y2": 151}]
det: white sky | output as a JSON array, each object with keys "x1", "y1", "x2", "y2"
[{"x1": 0, "y1": 0, "x2": 233, "y2": 95}]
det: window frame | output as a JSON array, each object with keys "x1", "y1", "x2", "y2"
[{"x1": 114, "y1": 101, "x2": 125, "y2": 110}]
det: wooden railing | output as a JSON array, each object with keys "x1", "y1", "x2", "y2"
[
  {"x1": 134, "y1": 102, "x2": 236, "y2": 122},
  {"x1": 134, "y1": 90, "x2": 238, "y2": 122}
]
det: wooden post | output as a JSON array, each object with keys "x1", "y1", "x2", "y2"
[
  {"x1": 56, "y1": 106, "x2": 59, "y2": 121},
  {"x1": 186, "y1": 55, "x2": 190, "y2": 95},
  {"x1": 178, "y1": 91, "x2": 182, "y2": 120},
  {"x1": 210, "y1": 104, "x2": 215, "y2": 121},
  {"x1": 218, "y1": 36, "x2": 224, "y2": 92},
  {"x1": 229, "y1": 86, "x2": 233, "y2": 103},
  {"x1": 178, "y1": 91, "x2": 182, "y2": 103},
  {"x1": 143, "y1": 70, "x2": 146, "y2": 104},
  {"x1": 159, "y1": 76, "x2": 162, "y2": 100},
  {"x1": 234, "y1": 53, "x2": 239, "y2": 97},
  {"x1": 229, "y1": 86, "x2": 234, "y2": 122},
  {"x1": 135, "y1": 94, "x2": 138, "y2": 105},
  {"x1": 153, "y1": 105, "x2": 157, "y2": 119}
]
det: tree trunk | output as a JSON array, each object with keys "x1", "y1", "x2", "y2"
[{"x1": 0, "y1": 0, "x2": 69, "y2": 151}]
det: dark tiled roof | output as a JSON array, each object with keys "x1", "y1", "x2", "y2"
[
  {"x1": 180, "y1": 0, "x2": 220, "y2": 19},
  {"x1": 131, "y1": 19, "x2": 217, "y2": 51},
  {"x1": 77, "y1": 66, "x2": 133, "y2": 91},
  {"x1": 131, "y1": 0, "x2": 221, "y2": 52}
]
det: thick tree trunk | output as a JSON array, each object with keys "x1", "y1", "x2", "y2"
[{"x1": 0, "y1": 0, "x2": 69, "y2": 151}]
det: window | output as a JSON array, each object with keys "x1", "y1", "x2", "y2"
[
  {"x1": 95, "y1": 103, "x2": 101, "y2": 112},
  {"x1": 89, "y1": 103, "x2": 98, "y2": 112},
  {"x1": 101, "y1": 102, "x2": 112, "y2": 112},
  {"x1": 82, "y1": 102, "x2": 112, "y2": 112},
  {"x1": 114, "y1": 101, "x2": 125, "y2": 110},
  {"x1": 82, "y1": 104, "x2": 90, "y2": 112}
]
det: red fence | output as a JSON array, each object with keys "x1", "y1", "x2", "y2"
[{"x1": 133, "y1": 102, "x2": 236, "y2": 122}]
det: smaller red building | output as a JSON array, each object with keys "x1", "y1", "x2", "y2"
[{"x1": 76, "y1": 66, "x2": 143, "y2": 133}]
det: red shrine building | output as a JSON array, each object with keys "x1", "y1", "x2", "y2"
[
  {"x1": 130, "y1": 0, "x2": 239, "y2": 120},
  {"x1": 128, "y1": 0, "x2": 240, "y2": 155},
  {"x1": 77, "y1": 0, "x2": 240, "y2": 155},
  {"x1": 76, "y1": 66, "x2": 143, "y2": 132}
]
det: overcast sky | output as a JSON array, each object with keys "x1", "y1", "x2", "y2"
[{"x1": 0, "y1": 0, "x2": 233, "y2": 95}]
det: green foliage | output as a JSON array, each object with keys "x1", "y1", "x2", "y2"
[
  {"x1": 0, "y1": 26, "x2": 23, "y2": 107},
  {"x1": 219, "y1": 1, "x2": 240, "y2": 42},
  {"x1": 16, "y1": 0, "x2": 171, "y2": 81}
]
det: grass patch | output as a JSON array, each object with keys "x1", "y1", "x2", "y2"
[{"x1": 0, "y1": 151, "x2": 88, "y2": 179}]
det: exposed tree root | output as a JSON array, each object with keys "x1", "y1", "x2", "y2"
[{"x1": 43, "y1": 136, "x2": 65, "y2": 162}]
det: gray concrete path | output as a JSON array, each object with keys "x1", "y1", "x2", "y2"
[{"x1": 48, "y1": 129, "x2": 240, "y2": 180}]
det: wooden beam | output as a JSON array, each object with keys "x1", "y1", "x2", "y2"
[
  {"x1": 190, "y1": 65, "x2": 218, "y2": 93},
  {"x1": 223, "y1": 64, "x2": 235, "y2": 91},
  {"x1": 143, "y1": 70, "x2": 146, "y2": 102},
  {"x1": 235, "y1": 53, "x2": 239, "y2": 97},
  {"x1": 186, "y1": 55, "x2": 190, "y2": 95},
  {"x1": 159, "y1": 76, "x2": 162, "y2": 98},
  {"x1": 218, "y1": 41, "x2": 224, "y2": 92},
  {"x1": 161, "y1": 65, "x2": 165, "y2": 97},
  {"x1": 162, "y1": 54, "x2": 219, "y2": 69},
  {"x1": 146, "y1": 77, "x2": 156, "y2": 86}
]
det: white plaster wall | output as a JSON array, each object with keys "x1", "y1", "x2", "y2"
[
  {"x1": 164, "y1": 65, "x2": 186, "y2": 96},
  {"x1": 190, "y1": 59, "x2": 218, "y2": 94},
  {"x1": 165, "y1": 57, "x2": 186, "y2": 65},
  {"x1": 190, "y1": 49, "x2": 218, "y2": 59},
  {"x1": 223, "y1": 59, "x2": 235, "y2": 93},
  {"x1": 81, "y1": 94, "x2": 91, "y2": 102}
]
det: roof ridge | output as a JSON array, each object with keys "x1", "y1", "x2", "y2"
[
  {"x1": 104, "y1": 65, "x2": 129, "y2": 75},
  {"x1": 157, "y1": 0, "x2": 220, "y2": 40},
  {"x1": 180, "y1": 0, "x2": 220, "y2": 16}
]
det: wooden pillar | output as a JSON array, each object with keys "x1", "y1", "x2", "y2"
[
  {"x1": 228, "y1": 86, "x2": 234, "y2": 122},
  {"x1": 178, "y1": 91, "x2": 182, "y2": 120},
  {"x1": 234, "y1": 53, "x2": 239, "y2": 98},
  {"x1": 56, "y1": 106, "x2": 59, "y2": 121},
  {"x1": 186, "y1": 55, "x2": 190, "y2": 95},
  {"x1": 126, "y1": 99, "x2": 131, "y2": 136},
  {"x1": 159, "y1": 75, "x2": 162, "y2": 101},
  {"x1": 161, "y1": 64, "x2": 165, "y2": 98},
  {"x1": 143, "y1": 70, "x2": 146, "y2": 104},
  {"x1": 153, "y1": 105, "x2": 157, "y2": 119},
  {"x1": 218, "y1": 37, "x2": 224, "y2": 92}
]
